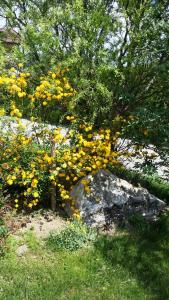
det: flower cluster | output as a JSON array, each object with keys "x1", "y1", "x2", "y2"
[
  {"x1": 0, "y1": 66, "x2": 135, "y2": 219},
  {"x1": 0, "y1": 65, "x2": 75, "y2": 120},
  {"x1": 0, "y1": 117, "x2": 130, "y2": 219},
  {"x1": 34, "y1": 70, "x2": 75, "y2": 107}
]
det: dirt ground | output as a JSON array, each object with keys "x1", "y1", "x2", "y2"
[{"x1": 2, "y1": 208, "x2": 69, "y2": 238}]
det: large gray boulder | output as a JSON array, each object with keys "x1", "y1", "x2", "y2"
[{"x1": 65, "y1": 169, "x2": 166, "y2": 227}]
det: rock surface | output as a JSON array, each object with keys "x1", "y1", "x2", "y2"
[
  {"x1": 66, "y1": 169, "x2": 166, "y2": 227},
  {"x1": 16, "y1": 244, "x2": 28, "y2": 257}
]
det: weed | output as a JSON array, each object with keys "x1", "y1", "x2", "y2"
[{"x1": 46, "y1": 221, "x2": 97, "y2": 251}]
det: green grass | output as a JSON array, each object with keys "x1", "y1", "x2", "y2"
[
  {"x1": 47, "y1": 221, "x2": 97, "y2": 251},
  {"x1": 1, "y1": 215, "x2": 169, "y2": 300}
]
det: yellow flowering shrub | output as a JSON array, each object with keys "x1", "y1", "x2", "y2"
[
  {"x1": 0, "y1": 66, "x2": 135, "y2": 217},
  {"x1": 0, "y1": 65, "x2": 76, "y2": 121},
  {"x1": 0, "y1": 119, "x2": 132, "y2": 216}
]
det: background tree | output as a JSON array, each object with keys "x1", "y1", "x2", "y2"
[{"x1": 0, "y1": 0, "x2": 168, "y2": 152}]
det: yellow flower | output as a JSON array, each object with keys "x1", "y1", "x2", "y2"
[
  {"x1": 55, "y1": 95, "x2": 62, "y2": 101},
  {"x1": 73, "y1": 213, "x2": 81, "y2": 221},
  {"x1": 17, "y1": 112, "x2": 22, "y2": 118},
  {"x1": 52, "y1": 73, "x2": 56, "y2": 79},
  {"x1": 50, "y1": 175, "x2": 55, "y2": 180},
  {"x1": 85, "y1": 186, "x2": 91, "y2": 194},
  {"x1": 7, "y1": 179, "x2": 13, "y2": 185},
  {"x1": 55, "y1": 80, "x2": 61, "y2": 85},
  {"x1": 33, "y1": 191, "x2": 39, "y2": 198},
  {"x1": 31, "y1": 179, "x2": 38, "y2": 188},
  {"x1": 73, "y1": 176, "x2": 78, "y2": 182},
  {"x1": 18, "y1": 92, "x2": 26, "y2": 98},
  {"x1": 85, "y1": 126, "x2": 92, "y2": 132},
  {"x1": 64, "y1": 83, "x2": 70, "y2": 89},
  {"x1": 22, "y1": 171, "x2": 26, "y2": 179},
  {"x1": 43, "y1": 101, "x2": 47, "y2": 106},
  {"x1": 86, "y1": 166, "x2": 92, "y2": 172},
  {"x1": 103, "y1": 159, "x2": 108, "y2": 164},
  {"x1": 44, "y1": 154, "x2": 53, "y2": 164},
  {"x1": 10, "y1": 67, "x2": 16, "y2": 72},
  {"x1": 0, "y1": 107, "x2": 5, "y2": 116},
  {"x1": 62, "y1": 163, "x2": 67, "y2": 168},
  {"x1": 95, "y1": 161, "x2": 101, "y2": 167},
  {"x1": 28, "y1": 173, "x2": 34, "y2": 179}
]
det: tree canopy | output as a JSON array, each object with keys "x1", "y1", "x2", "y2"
[{"x1": 0, "y1": 0, "x2": 169, "y2": 149}]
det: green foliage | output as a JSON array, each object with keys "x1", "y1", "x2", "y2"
[
  {"x1": 47, "y1": 221, "x2": 97, "y2": 251},
  {"x1": 0, "y1": 222, "x2": 7, "y2": 238},
  {"x1": 0, "y1": 219, "x2": 8, "y2": 257},
  {"x1": 0, "y1": 42, "x2": 6, "y2": 70},
  {"x1": 23, "y1": 231, "x2": 40, "y2": 252},
  {"x1": 0, "y1": 185, "x2": 4, "y2": 210},
  {"x1": 124, "y1": 106, "x2": 169, "y2": 149},
  {"x1": 0, "y1": 0, "x2": 168, "y2": 148},
  {"x1": 0, "y1": 0, "x2": 168, "y2": 179},
  {"x1": 0, "y1": 182, "x2": 9, "y2": 209},
  {"x1": 0, "y1": 1, "x2": 169, "y2": 210}
]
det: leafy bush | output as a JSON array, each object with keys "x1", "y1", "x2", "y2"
[
  {"x1": 0, "y1": 121, "x2": 127, "y2": 212},
  {"x1": 46, "y1": 222, "x2": 97, "y2": 251},
  {"x1": 0, "y1": 66, "x2": 75, "y2": 124},
  {"x1": 0, "y1": 67, "x2": 147, "y2": 215},
  {"x1": 0, "y1": 68, "x2": 133, "y2": 213}
]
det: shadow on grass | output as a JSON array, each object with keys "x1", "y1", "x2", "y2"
[{"x1": 94, "y1": 213, "x2": 169, "y2": 300}]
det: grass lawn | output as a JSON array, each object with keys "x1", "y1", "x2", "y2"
[{"x1": 0, "y1": 215, "x2": 169, "y2": 300}]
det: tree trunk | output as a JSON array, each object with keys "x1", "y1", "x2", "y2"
[
  {"x1": 51, "y1": 184, "x2": 56, "y2": 211},
  {"x1": 50, "y1": 141, "x2": 56, "y2": 211}
]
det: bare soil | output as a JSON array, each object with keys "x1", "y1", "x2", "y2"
[{"x1": 2, "y1": 208, "x2": 69, "y2": 238}]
